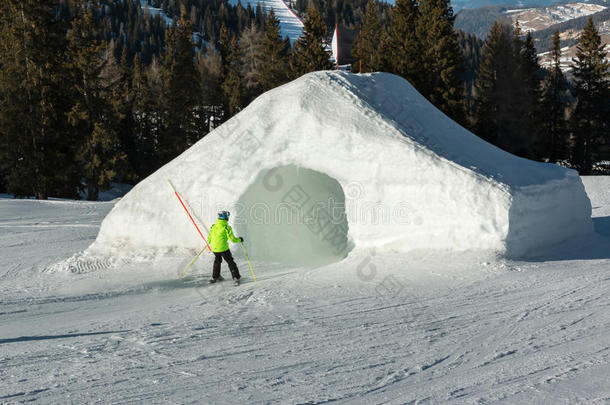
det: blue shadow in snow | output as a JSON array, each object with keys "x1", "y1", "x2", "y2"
[
  {"x1": 520, "y1": 216, "x2": 610, "y2": 262},
  {"x1": 593, "y1": 216, "x2": 610, "y2": 237},
  {"x1": 0, "y1": 330, "x2": 129, "y2": 345}
]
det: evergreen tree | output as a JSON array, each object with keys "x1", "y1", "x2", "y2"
[
  {"x1": 260, "y1": 9, "x2": 291, "y2": 91},
  {"x1": 147, "y1": 56, "x2": 165, "y2": 149},
  {"x1": 160, "y1": 5, "x2": 201, "y2": 164},
  {"x1": 570, "y1": 17, "x2": 609, "y2": 174},
  {"x1": 352, "y1": 0, "x2": 383, "y2": 73},
  {"x1": 222, "y1": 36, "x2": 244, "y2": 117},
  {"x1": 131, "y1": 54, "x2": 156, "y2": 177},
  {"x1": 197, "y1": 44, "x2": 224, "y2": 130},
  {"x1": 67, "y1": 2, "x2": 125, "y2": 201},
  {"x1": 101, "y1": 45, "x2": 136, "y2": 181},
  {"x1": 516, "y1": 31, "x2": 541, "y2": 158},
  {"x1": 474, "y1": 22, "x2": 524, "y2": 153},
  {"x1": 539, "y1": 31, "x2": 568, "y2": 162},
  {"x1": 0, "y1": 0, "x2": 76, "y2": 199},
  {"x1": 218, "y1": 23, "x2": 231, "y2": 78},
  {"x1": 473, "y1": 22, "x2": 540, "y2": 158},
  {"x1": 416, "y1": 0, "x2": 466, "y2": 123},
  {"x1": 377, "y1": 29, "x2": 393, "y2": 73},
  {"x1": 388, "y1": 0, "x2": 421, "y2": 87},
  {"x1": 1, "y1": 0, "x2": 266, "y2": 194},
  {"x1": 457, "y1": 29, "x2": 484, "y2": 124},
  {"x1": 521, "y1": 33, "x2": 541, "y2": 98},
  {"x1": 293, "y1": 5, "x2": 332, "y2": 76}
]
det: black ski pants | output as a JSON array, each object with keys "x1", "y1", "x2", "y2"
[{"x1": 212, "y1": 249, "x2": 240, "y2": 280}]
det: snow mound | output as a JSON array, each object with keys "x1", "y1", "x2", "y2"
[{"x1": 89, "y1": 71, "x2": 593, "y2": 264}]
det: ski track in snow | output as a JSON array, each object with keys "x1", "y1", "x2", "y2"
[{"x1": 1, "y1": 178, "x2": 610, "y2": 403}]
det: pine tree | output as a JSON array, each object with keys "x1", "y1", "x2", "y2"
[
  {"x1": 101, "y1": 45, "x2": 136, "y2": 181},
  {"x1": 218, "y1": 23, "x2": 231, "y2": 79},
  {"x1": 147, "y1": 56, "x2": 165, "y2": 149},
  {"x1": 293, "y1": 5, "x2": 332, "y2": 76},
  {"x1": 416, "y1": 0, "x2": 466, "y2": 123},
  {"x1": 222, "y1": 36, "x2": 244, "y2": 117},
  {"x1": 388, "y1": 0, "x2": 421, "y2": 87},
  {"x1": 260, "y1": 9, "x2": 291, "y2": 91},
  {"x1": 197, "y1": 44, "x2": 224, "y2": 130},
  {"x1": 0, "y1": 0, "x2": 76, "y2": 199},
  {"x1": 570, "y1": 17, "x2": 609, "y2": 174},
  {"x1": 473, "y1": 22, "x2": 541, "y2": 158},
  {"x1": 474, "y1": 22, "x2": 519, "y2": 151},
  {"x1": 539, "y1": 31, "x2": 568, "y2": 162},
  {"x1": 160, "y1": 5, "x2": 201, "y2": 164},
  {"x1": 516, "y1": 31, "x2": 541, "y2": 158},
  {"x1": 67, "y1": 2, "x2": 125, "y2": 201},
  {"x1": 131, "y1": 54, "x2": 156, "y2": 178},
  {"x1": 352, "y1": 0, "x2": 383, "y2": 73},
  {"x1": 76, "y1": 122, "x2": 124, "y2": 200},
  {"x1": 457, "y1": 30, "x2": 484, "y2": 123},
  {"x1": 377, "y1": 29, "x2": 393, "y2": 72}
]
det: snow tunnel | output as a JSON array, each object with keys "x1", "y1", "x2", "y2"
[{"x1": 234, "y1": 165, "x2": 352, "y2": 266}]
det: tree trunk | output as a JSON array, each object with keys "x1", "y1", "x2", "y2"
[{"x1": 86, "y1": 182, "x2": 98, "y2": 201}]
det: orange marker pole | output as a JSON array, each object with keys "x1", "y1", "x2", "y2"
[{"x1": 168, "y1": 179, "x2": 212, "y2": 253}]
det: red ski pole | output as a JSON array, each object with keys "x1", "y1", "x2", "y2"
[{"x1": 168, "y1": 179, "x2": 212, "y2": 252}]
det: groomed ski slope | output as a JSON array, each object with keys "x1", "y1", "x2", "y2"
[
  {"x1": 1, "y1": 177, "x2": 610, "y2": 403},
  {"x1": 138, "y1": 0, "x2": 303, "y2": 43},
  {"x1": 229, "y1": 0, "x2": 304, "y2": 43}
]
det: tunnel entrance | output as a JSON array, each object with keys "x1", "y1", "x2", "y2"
[{"x1": 234, "y1": 165, "x2": 352, "y2": 266}]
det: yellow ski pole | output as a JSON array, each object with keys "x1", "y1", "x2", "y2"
[
  {"x1": 179, "y1": 246, "x2": 207, "y2": 279},
  {"x1": 241, "y1": 243, "x2": 257, "y2": 282}
]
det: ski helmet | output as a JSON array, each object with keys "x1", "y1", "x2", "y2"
[{"x1": 218, "y1": 211, "x2": 230, "y2": 220}]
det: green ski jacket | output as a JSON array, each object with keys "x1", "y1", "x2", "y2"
[{"x1": 208, "y1": 219, "x2": 241, "y2": 252}]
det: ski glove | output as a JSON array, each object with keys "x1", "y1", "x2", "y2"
[{"x1": 239, "y1": 237, "x2": 244, "y2": 242}]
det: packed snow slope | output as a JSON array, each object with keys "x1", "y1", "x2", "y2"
[
  {"x1": 229, "y1": 0, "x2": 303, "y2": 43},
  {"x1": 90, "y1": 72, "x2": 592, "y2": 262},
  {"x1": 1, "y1": 178, "x2": 610, "y2": 403}
]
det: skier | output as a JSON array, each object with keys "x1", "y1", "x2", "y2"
[{"x1": 208, "y1": 211, "x2": 243, "y2": 285}]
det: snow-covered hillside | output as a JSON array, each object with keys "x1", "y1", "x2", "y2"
[
  {"x1": 452, "y1": 0, "x2": 570, "y2": 12},
  {"x1": 507, "y1": 2, "x2": 607, "y2": 32},
  {"x1": 137, "y1": 0, "x2": 303, "y2": 43},
  {"x1": 538, "y1": 25, "x2": 610, "y2": 72},
  {"x1": 138, "y1": 0, "x2": 173, "y2": 26},
  {"x1": 1, "y1": 178, "x2": 610, "y2": 402},
  {"x1": 229, "y1": 0, "x2": 304, "y2": 43},
  {"x1": 506, "y1": 2, "x2": 610, "y2": 73}
]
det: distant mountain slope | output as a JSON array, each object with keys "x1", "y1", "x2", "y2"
[
  {"x1": 453, "y1": 0, "x2": 563, "y2": 12},
  {"x1": 452, "y1": 0, "x2": 608, "y2": 11},
  {"x1": 538, "y1": 27, "x2": 610, "y2": 71},
  {"x1": 454, "y1": 1, "x2": 609, "y2": 73},
  {"x1": 455, "y1": 1, "x2": 610, "y2": 40},
  {"x1": 506, "y1": 2, "x2": 606, "y2": 32},
  {"x1": 455, "y1": 6, "x2": 511, "y2": 38},
  {"x1": 531, "y1": 7, "x2": 610, "y2": 49}
]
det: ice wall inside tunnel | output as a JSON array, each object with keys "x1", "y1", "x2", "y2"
[{"x1": 234, "y1": 165, "x2": 352, "y2": 266}]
